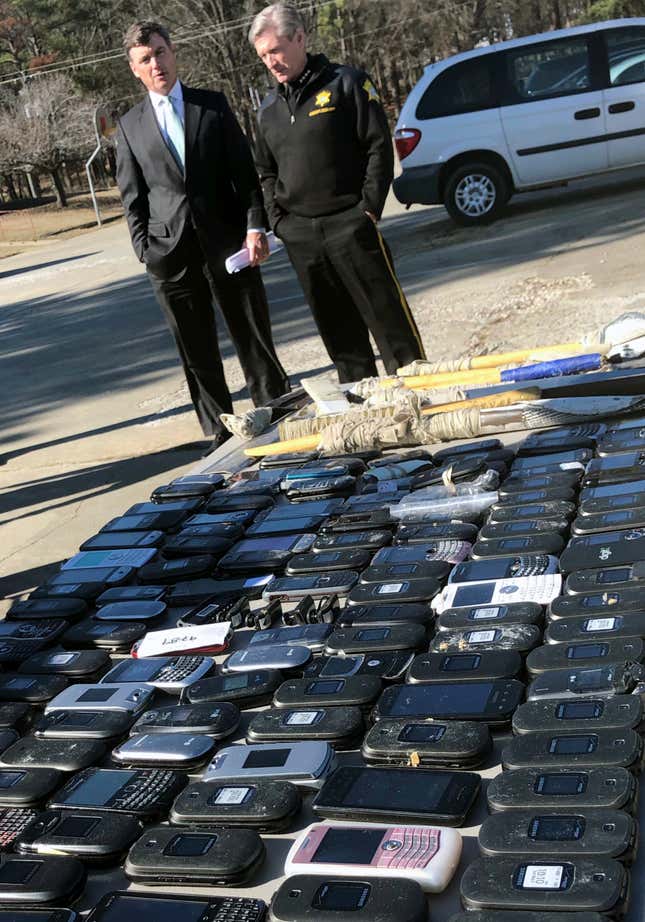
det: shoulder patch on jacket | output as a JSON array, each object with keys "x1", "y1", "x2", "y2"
[{"x1": 362, "y1": 78, "x2": 380, "y2": 102}]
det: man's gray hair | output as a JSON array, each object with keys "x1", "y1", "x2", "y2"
[{"x1": 248, "y1": 3, "x2": 306, "y2": 44}]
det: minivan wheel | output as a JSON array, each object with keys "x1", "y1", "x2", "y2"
[{"x1": 444, "y1": 161, "x2": 510, "y2": 226}]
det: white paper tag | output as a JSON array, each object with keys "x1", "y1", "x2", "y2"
[
  {"x1": 214, "y1": 786, "x2": 251, "y2": 805},
  {"x1": 473, "y1": 607, "x2": 500, "y2": 620},
  {"x1": 286, "y1": 711, "x2": 320, "y2": 726},
  {"x1": 467, "y1": 630, "x2": 496, "y2": 644},
  {"x1": 522, "y1": 865, "x2": 563, "y2": 889},
  {"x1": 134, "y1": 622, "x2": 232, "y2": 658},
  {"x1": 378, "y1": 583, "x2": 404, "y2": 594},
  {"x1": 586, "y1": 617, "x2": 616, "y2": 631}
]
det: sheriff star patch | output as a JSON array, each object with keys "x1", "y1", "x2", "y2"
[
  {"x1": 363, "y1": 78, "x2": 380, "y2": 102},
  {"x1": 315, "y1": 90, "x2": 332, "y2": 107}
]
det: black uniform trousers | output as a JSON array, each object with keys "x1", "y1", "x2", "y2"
[
  {"x1": 278, "y1": 204, "x2": 426, "y2": 382},
  {"x1": 149, "y1": 248, "x2": 290, "y2": 437}
]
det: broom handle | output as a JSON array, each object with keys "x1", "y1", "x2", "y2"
[{"x1": 244, "y1": 389, "x2": 540, "y2": 458}]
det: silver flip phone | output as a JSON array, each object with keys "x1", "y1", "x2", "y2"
[
  {"x1": 45, "y1": 683, "x2": 154, "y2": 716},
  {"x1": 203, "y1": 741, "x2": 336, "y2": 789}
]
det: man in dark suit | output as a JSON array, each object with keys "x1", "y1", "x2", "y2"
[{"x1": 116, "y1": 20, "x2": 290, "y2": 451}]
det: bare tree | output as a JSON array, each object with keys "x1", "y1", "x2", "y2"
[{"x1": 0, "y1": 73, "x2": 96, "y2": 205}]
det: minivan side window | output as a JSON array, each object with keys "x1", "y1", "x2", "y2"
[
  {"x1": 504, "y1": 37, "x2": 592, "y2": 103},
  {"x1": 606, "y1": 27, "x2": 645, "y2": 86},
  {"x1": 416, "y1": 57, "x2": 497, "y2": 120}
]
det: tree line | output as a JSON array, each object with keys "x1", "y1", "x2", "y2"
[{"x1": 1, "y1": 0, "x2": 644, "y2": 207}]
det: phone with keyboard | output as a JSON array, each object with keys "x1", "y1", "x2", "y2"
[
  {"x1": 86, "y1": 891, "x2": 266, "y2": 922},
  {"x1": 432, "y1": 574, "x2": 562, "y2": 613},
  {"x1": 0, "y1": 807, "x2": 39, "y2": 852},
  {"x1": 100, "y1": 656, "x2": 212, "y2": 693},
  {"x1": 448, "y1": 555, "x2": 559, "y2": 583},
  {"x1": 49, "y1": 768, "x2": 185, "y2": 817},
  {"x1": 471, "y1": 534, "x2": 565, "y2": 559}
]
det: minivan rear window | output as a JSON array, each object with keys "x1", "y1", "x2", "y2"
[
  {"x1": 504, "y1": 37, "x2": 592, "y2": 102},
  {"x1": 416, "y1": 57, "x2": 497, "y2": 119}
]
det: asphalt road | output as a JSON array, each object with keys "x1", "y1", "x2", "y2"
[{"x1": 2, "y1": 166, "x2": 645, "y2": 595}]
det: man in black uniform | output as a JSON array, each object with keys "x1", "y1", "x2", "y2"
[
  {"x1": 117, "y1": 21, "x2": 289, "y2": 452},
  {"x1": 250, "y1": 2, "x2": 426, "y2": 383}
]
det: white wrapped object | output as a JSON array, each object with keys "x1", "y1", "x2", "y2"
[
  {"x1": 389, "y1": 491, "x2": 498, "y2": 522},
  {"x1": 225, "y1": 232, "x2": 283, "y2": 274}
]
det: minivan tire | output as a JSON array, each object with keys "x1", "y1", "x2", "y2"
[{"x1": 443, "y1": 161, "x2": 510, "y2": 226}]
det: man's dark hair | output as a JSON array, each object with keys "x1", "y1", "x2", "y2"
[{"x1": 123, "y1": 20, "x2": 172, "y2": 58}]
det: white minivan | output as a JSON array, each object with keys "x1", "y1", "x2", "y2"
[{"x1": 394, "y1": 18, "x2": 645, "y2": 224}]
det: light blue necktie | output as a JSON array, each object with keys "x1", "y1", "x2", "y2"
[{"x1": 161, "y1": 95, "x2": 185, "y2": 171}]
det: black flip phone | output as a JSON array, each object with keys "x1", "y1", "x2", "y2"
[
  {"x1": 161, "y1": 534, "x2": 233, "y2": 559},
  {"x1": 437, "y1": 602, "x2": 543, "y2": 632},
  {"x1": 95, "y1": 584, "x2": 167, "y2": 605},
  {"x1": 433, "y1": 438, "x2": 503, "y2": 461},
  {"x1": 0, "y1": 855, "x2": 86, "y2": 907},
  {"x1": 168, "y1": 574, "x2": 272, "y2": 605},
  {"x1": 512, "y1": 695, "x2": 643, "y2": 736},
  {"x1": 0, "y1": 676, "x2": 68, "y2": 704},
  {"x1": 478, "y1": 519, "x2": 569, "y2": 541},
  {"x1": 500, "y1": 472, "x2": 581, "y2": 494},
  {"x1": 206, "y1": 492, "x2": 274, "y2": 513},
  {"x1": 152, "y1": 478, "x2": 223, "y2": 500},
  {"x1": 0, "y1": 621, "x2": 67, "y2": 646},
  {"x1": 336, "y1": 602, "x2": 434, "y2": 629},
  {"x1": 218, "y1": 534, "x2": 315, "y2": 573},
  {"x1": 262, "y1": 571, "x2": 358, "y2": 600},
  {"x1": 18, "y1": 650, "x2": 110, "y2": 682},
  {"x1": 33, "y1": 710, "x2": 134, "y2": 741},
  {"x1": 394, "y1": 523, "x2": 479, "y2": 544},
  {"x1": 49, "y1": 768, "x2": 186, "y2": 817},
  {"x1": 471, "y1": 534, "x2": 565, "y2": 558},
  {"x1": 0, "y1": 705, "x2": 31, "y2": 734},
  {"x1": 101, "y1": 510, "x2": 189, "y2": 532},
  {"x1": 247, "y1": 706, "x2": 363, "y2": 750},
  {"x1": 487, "y1": 501, "x2": 576, "y2": 523},
  {"x1": 0, "y1": 770, "x2": 63, "y2": 809},
  {"x1": 46, "y1": 565, "x2": 135, "y2": 589},
  {"x1": 580, "y1": 477, "x2": 645, "y2": 502},
  {"x1": 273, "y1": 676, "x2": 381, "y2": 711},
  {"x1": 304, "y1": 652, "x2": 414, "y2": 682},
  {"x1": 460, "y1": 856, "x2": 628, "y2": 915},
  {"x1": 565, "y1": 562, "x2": 645, "y2": 593},
  {"x1": 245, "y1": 515, "x2": 327, "y2": 538},
  {"x1": 127, "y1": 499, "x2": 204, "y2": 515},
  {"x1": 286, "y1": 549, "x2": 371, "y2": 574},
  {"x1": 137, "y1": 554, "x2": 216, "y2": 583},
  {"x1": 430, "y1": 624, "x2": 541, "y2": 655},
  {"x1": 61, "y1": 619, "x2": 146, "y2": 652},
  {"x1": 346, "y1": 579, "x2": 441, "y2": 607},
  {"x1": 0, "y1": 737, "x2": 106, "y2": 773},
  {"x1": 7, "y1": 599, "x2": 87, "y2": 622},
  {"x1": 173, "y1": 522, "x2": 244, "y2": 542},
  {"x1": 518, "y1": 424, "x2": 604, "y2": 454},
  {"x1": 320, "y1": 510, "x2": 396, "y2": 533},
  {"x1": 16, "y1": 810, "x2": 143, "y2": 865},
  {"x1": 312, "y1": 765, "x2": 480, "y2": 826},
  {"x1": 572, "y1": 505, "x2": 645, "y2": 536},
  {"x1": 527, "y1": 663, "x2": 643, "y2": 702},
  {"x1": 184, "y1": 669, "x2": 282, "y2": 708},
  {"x1": 407, "y1": 651, "x2": 523, "y2": 683},
  {"x1": 550, "y1": 586, "x2": 645, "y2": 619},
  {"x1": 358, "y1": 560, "x2": 450, "y2": 585},
  {"x1": 30, "y1": 581, "x2": 105, "y2": 602},
  {"x1": 375, "y1": 679, "x2": 525, "y2": 726},
  {"x1": 93, "y1": 600, "x2": 166, "y2": 622},
  {"x1": 478, "y1": 809, "x2": 637, "y2": 863},
  {"x1": 502, "y1": 728, "x2": 642, "y2": 772},
  {"x1": 597, "y1": 429, "x2": 645, "y2": 455},
  {"x1": 80, "y1": 530, "x2": 164, "y2": 551},
  {"x1": 511, "y1": 448, "x2": 593, "y2": 471},
  {"x1": 269, "y1": 875, "x2": 427, "y2": 922},
  {"x1": 495, "y1": 487, "x2": 577, "y2": 505},
  {"x1": 130, "y1": 702, "x2": 240, "y2": 739},
  {"x1": 324, "y1": 623, "x2": 427, "y2": 654},
  {"x1": 579, "y1": 492, "x2": 645, "y2": 516},
  {"x1": 285, "y1": 475, "x2": 356, "y2": 501},
  {"x1": 124, "y1": 825, "x2": 264, "y2": 886},
  {"x1": 584, "y1": 450, "x2": 645, "y2": 485},
  {"x1": 486, "y1": 765, "x2": 638, "y2": 815},
  {"x1": 361, "y1": 717, "x2": 491, "y2": 768},
  {"x1": 170, "y1": 779, "x2": 301, "y2": 832},
  {"x1": 312, "y1": 530, "x2": 392, "y2": 553},
  {"x1": 86, "y1": 892, "x2": 266, "y2": 922},
  {"x1": 545, "y1": 612, "x2": 645, "y2": 645},
  {"x1": 176, "y1": 594, "x2": 250, "y2": 629},
  {"x1": 526, "y1": 638, "x2": 645, "y2": 677}
]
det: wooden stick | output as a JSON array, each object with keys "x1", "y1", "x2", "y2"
[{"x1": 422, "y1": 387, "x2": 539, "y2": 415}]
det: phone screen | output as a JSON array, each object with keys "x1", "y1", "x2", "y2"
[
  {"x1": 557, "y1": 701, "x2": 603, "y2": 720},
  {"x1": 313, "y1": 882, "x2": 371, "y2": 911},
  {"x1": 452, "y1": 584, "x2": 495, "y2": 606},
  {"x1": 385, "y1": 682, "x2": 496, "y2": 716},
  {"x1": 243, "y1": 748, "x2": 290, "y2": 769},
  {"x1": 535, "y1": 773, "x2": 587, "y2": 795},
  {"x1": 529, "y1": 816, "x2": 584, "y2": 841},
  {"x1": 63, "y1": 770, "x2": 137, "y2": 807},
  {"x1": 440, "y1": 654, "x2": 481, "y2": 672},
  {"x1": 550, "y1": 735, "x2": 597, "y2": 755},
  {"x1": 233, "y1": 536, "x2": 299, "y2": 553},
  {"x1": 597, "y1": 567, "x2": 631, "y2": 584},
  {"x1": 94, "y1": 896, "x2": 207, "y2": 922},
  {"x1": 311, "y1": 827, "x2": 383, "y2": 864},
  {"x1": 336, "y1": 767, "x2": 455, "y2": 812},
  {"x1": 566, "y1": 643, "x2": 608, "y2": 660}
]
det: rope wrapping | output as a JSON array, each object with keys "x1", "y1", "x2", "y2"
[{"x1": 220, "y1": 407, "x2": 272, "y2": 440}]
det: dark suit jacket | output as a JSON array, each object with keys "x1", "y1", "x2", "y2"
[{"x1": 116, "y1": 84, "x2": 266, "y2": 280}]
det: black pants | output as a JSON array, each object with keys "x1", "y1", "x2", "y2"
[
  {"x1": 279, "y1": 205, "x2": 426, "y2": 382},
  {"x1": 149, "y1": 255, "x2": 290, "y2": 436}
]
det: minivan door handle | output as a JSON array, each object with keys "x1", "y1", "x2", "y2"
[
  {"x1": 574, "y1": 107, "x2": 601, "y2": 120},
  {"x1": 608, "y1": 101, "x2": 635, "y2": 114}
]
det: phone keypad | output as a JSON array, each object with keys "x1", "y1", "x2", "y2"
[
  {"x1": 0, "y1": 808, "x2": 38, "y2": 849},
  {"x1": 110, "y1": 769, "x2": 178, "y2": 810},
  {"x1": 155, "y1": 656, "x2": 205, "y2": 683},
  {"x1": 375, "y1": 827, "x2": 440, "y2": 868},
  {"x1": 212, "y1": 897, "x2": 265, "y2": 922}
]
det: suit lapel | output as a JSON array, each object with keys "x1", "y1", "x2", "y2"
[
  {"x1": 182, "y1": 85, "x2": 203, "y2": 172},
  {"x1": 140, "y1": 95, "x2": 183, "y2": 179}
]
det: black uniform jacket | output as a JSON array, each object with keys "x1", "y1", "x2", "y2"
[
  {"x1": 116, "y1": 84, "x2": 266, "y2": 280},
  {"x1": 255, "y1": 54, "x2": 394, "y2": 232}
]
